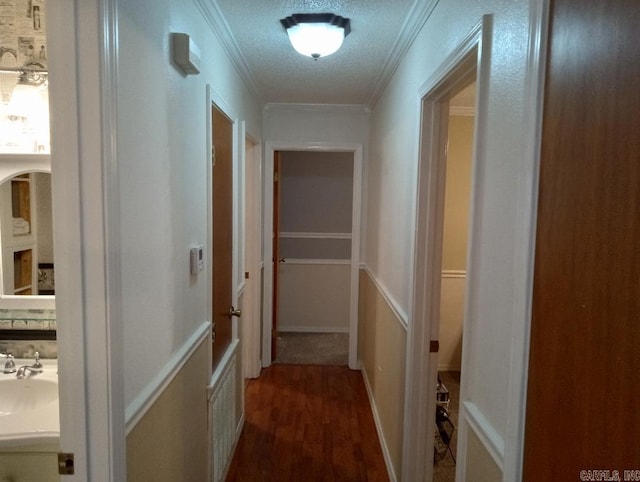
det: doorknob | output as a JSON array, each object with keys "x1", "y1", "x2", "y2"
[
  {"x1": 229, "y1": 307, "x2": 241, "y2": 318},
  {"x1": 279, "y1": 257, "x2": 286, "y2": 263}
]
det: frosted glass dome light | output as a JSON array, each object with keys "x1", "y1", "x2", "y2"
[{"x1": 280, "y1": 13, "x2": 351, "y2": 60}]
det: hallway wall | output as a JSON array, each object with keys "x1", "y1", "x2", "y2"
[
  {"x1": 113, "y1": 0, "x2": 263, "y2": 478},
  {"x1": 127, "y1": 338, "x2": 210, "y2": 482},
  {"x1": 366, "y1": 0, "x2": 539, "y2": 479},
  {"x1": 118, "y1": 0, "x2": 260, "y2": 408},
  {"x1": 358, "y1": 269, "x2": 407, "y2": 479}
]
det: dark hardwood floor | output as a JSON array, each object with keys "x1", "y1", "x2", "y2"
[{"x1": 226, "y1": 365, "x2": 390, "y2": 482}]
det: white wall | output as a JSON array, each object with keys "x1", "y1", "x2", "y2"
[
  {"x1": 263, "y1": 104, "x2": 370, "y2": 148},
  {"x1": 278, "y1": 263, "x2": 351, "y2": 333},
  {"x1": 116, "y1": 0, "x2": 262, "y2": 409},
  {"x1": 438, "y1": 274, "x2": 464, "y2": 371},
  {"x1": 367, "y1": 0, "x2": 538, "y2": 478}
]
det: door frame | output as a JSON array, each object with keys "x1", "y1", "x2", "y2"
[
  {"x1": 49, "y1": 0, "x2": 125, "y2": 480},
  {"x1": 206, "y1": 85, "x2": 240, "y2": 361},
  {"x1": 402, "y1": 17, "x2": 487, "y2": 481},
  {"x1": 262, "y1": 142, "x2": 363, "y2": 370},
  {"x1": 240, "y1": 124, "x2": 263, "y2": 379},
  {"x1": 403, "y1": 8, "x2": 548, "y2": 479}
]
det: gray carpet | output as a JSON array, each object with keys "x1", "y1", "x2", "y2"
[{"x1": 274, "y1": 332, "x2": 349, "y2": 366}]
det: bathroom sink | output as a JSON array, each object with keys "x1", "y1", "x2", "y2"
[
  {"x1": 0, "y1": 377, "x2": 58, "y2": 416},
  {"x1": 0, "y1": 359, "x2": 59, "y2": 447}
]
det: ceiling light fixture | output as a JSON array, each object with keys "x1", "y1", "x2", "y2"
[
  {"x1": 2, "y1": 68, "x2": 48, "y2": 121},
  {"x1": 280, "y1": 13, "x2": 351, "y2": 60}
]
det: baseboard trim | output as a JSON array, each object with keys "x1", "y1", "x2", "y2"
[
  {"x1": 278, "y1": 326, "x2": 349, "y2": 334},
  {"x1": 125, "y1": 321, "x2": 211, "y2": 434},
  {"x1": 361, "y1": 364, "x2": 398, "y2": 482}
]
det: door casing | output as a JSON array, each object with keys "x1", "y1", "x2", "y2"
[
  {"x1": 206, "y1": 85, "x2": 240, "y2": 370},
  {"x1": 403, "y1": 16, "x2": 486, "y2": 481},
  {"x1": 261, "y1": 142, "x2": 363, "y2": 370}
]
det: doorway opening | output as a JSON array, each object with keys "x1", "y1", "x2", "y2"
[
  {"x1": 402, "y1": 18, "x2": 489, "y2": 482},
  {"x1": 272, "y1": 150, "x2": 354, "y2": 366},
  {"x1": 210, "y1": 102, "x2": 235, "y2": 369},
  {"x1": 241, "y1": 131, "x2": 262, "y2": 380},
  {"x1": 432, "y1": 83, "x2": 476, "y2": 481},
  {"x1": 262, "y1": 143, "x2": 363, "y2": 370}
]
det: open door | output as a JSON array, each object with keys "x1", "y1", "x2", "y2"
[
  {"x1": 271, "y1": 151, "x2": 281, "y2": 361},
  {"x1": 524, "y1": 0, "x2": 640, "y2": 477},
  {"x1": 211, "y1": 104, "x2": 234, "y2": 369}
]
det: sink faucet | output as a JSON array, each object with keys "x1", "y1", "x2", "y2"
[
  {"x1": 16, "y1": 352, "x2": 43, "y2": 379},
  {"x1": 2, "y1": 353, "x2": 16, "y2": 374}
]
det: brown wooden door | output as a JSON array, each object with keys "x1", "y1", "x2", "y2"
[
  {"x1": 524, "y1": 1, "x2": 640, "y2": 479},
  {"x1": 211, "y1": 104, "x2": 233, "y2": 369},
  {"x1": 271, "y1": 151, "x2": 281, "y2": 361}
]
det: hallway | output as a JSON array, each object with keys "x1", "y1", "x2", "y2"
[{"x1": 226, "y1": 365, "x2": 389, "y2": 481}]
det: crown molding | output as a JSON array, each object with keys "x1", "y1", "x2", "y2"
[
  {"x1": 263, "y1": 102, "x2": 371, "y2": 115},
  {"x1": 368, "y1": 0, "x2": 440, "y2": 108},
  {"x1": 194, "y1": 0, "x2": 263, "y2": 103}
]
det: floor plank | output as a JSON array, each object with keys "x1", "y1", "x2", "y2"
[{"x1": 226, "y1": 365, "x2": 390, "y2": 482}]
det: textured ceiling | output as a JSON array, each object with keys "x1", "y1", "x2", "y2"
[{"x1": 214, "y1": 0, "x2": 420, "y2": 106}]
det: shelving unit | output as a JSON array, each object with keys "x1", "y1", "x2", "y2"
[
  {"x1": 1, "y1": 173, "x2": 37, "y2": 295},
  {"x1": 0, "y1": 154, "x2": 51, "y2": 298}
]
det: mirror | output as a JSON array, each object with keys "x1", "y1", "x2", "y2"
[{"x1": 0, "y1": 169, "x2": 53, "y2": 300}]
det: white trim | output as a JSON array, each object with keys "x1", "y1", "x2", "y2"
[
  {"x1": 263, "y1": 103, "x2": 370, "y2": 115},
  {"x1": 236, "y1": 279, "x2": 246, "y2": 297},
  {"x1": 403, "y1": 17, "x2": 489, "y2": 482},
  {"x1": 50, "y1": 0, "x2": 125, "y2": 480},
  {"x1": 206, "y1": 84, "x2": 214, "y2": 357},
  {"x1": 449, "y1": 106, "x2": 476, "y2": 117},
  {"x1": 279, "y1": 231, "x2": 352, "y2": 239},
  {"x1": 361, "y1": 265, "x2": 409, "y2": 330},
  {"x1": 242, "y1": 132, "x2": 263, "y2": 379},
  {"x1": 283, "y1": 258, "x2": 351, "y2": 265},
  {"x1": 502, "y1": 2, "x2": 549, "y2": 481},
  {"x1": 207, "y1": 339, "x2": 240, "y2": 482},
  {"x1": 48, "y1": 2, "x2": 90, "y2": 478},
  {"x1": 262, "y1": 142, "x2": 363, "y2": 370},
  {"x1": 207, "y1": 85, "x2": 241, "y2": 342},
  {"x1": 221, "y1": 412, "x2": 245, "y2": 482},
  {"x1": 368, "y1": 0, "x2": 440, "y2": 107},
  {"x1": 347, "y1": 145, "x2": 362, "y2": 370},
  {"x1": 208, "y1": 338, "x2": 240, "y2": 394},
  {"x1": 463, "y1": 401, "x2": 505, "y2": 470},
  {"x1": 361, "y1": 364, "x2": 398, "y2": 482},
  {"x1": 238, "y1": 122, "x2": 246, "y2": 297},
  {"x1": 193, "y1": 0, "x2": 262, "y2": 103},
  {"x1": 125, "y1": 322, "x2": 211, "y2": 433},
  {"x1": 442, "y1": 269, "x2": 467, "y2": 278},
  {"x1": 99, "y1": 0, "x2": 126, "y2": 477},
  {"x1": 0, "y1": 155, "x2": 51, "y2": 185},
  {"x1": 278, "y1": 326, "x2": 349, "y2": 334}
]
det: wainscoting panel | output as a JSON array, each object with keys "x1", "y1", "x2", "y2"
[
  {"x1": 209, "y1": 341, "x2": 239, "y2": 482},
  {"x1": 358, "y1": 268, "x2": 407, "y2": 481},
  {"x1": 278, "y1": 262, "x2": 350, "y2": 333},
  {"x1": 466, "y1": 427, "x2": 503, "y2": 481},
  {"x1": 126, "y1": 335, "x2": 210, "y2": 482},
  {"x1": 439, "y1": 272, "x2": 466, "y2": 370}
]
